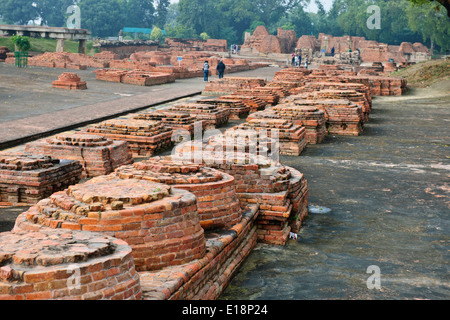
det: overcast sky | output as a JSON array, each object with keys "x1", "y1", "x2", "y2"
[{"x1": 169, "y1": 0, "x2": 335, "y2": 13}]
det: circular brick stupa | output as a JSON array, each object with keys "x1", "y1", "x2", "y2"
[
  {"x1": 15, "y1": 176, "x2": 206, "y2": 271},
  {"x1": 114, "y1": 157, "x2": 242, "y2": 230},
  {"x1": 0, "y1": 228, "x2": 141, "y2": 300}
]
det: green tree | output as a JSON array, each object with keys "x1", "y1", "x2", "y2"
[
  {"x1": 404, "y1": 0, "x2": 450, "y2": 17},
  {"x1": 155, "y1": 0, "x2": 170, "y2": 28},
  {"x1": 150, "y1": 26, "x2": 165, "y2": 42},
  {"x1": 122, "y1": 0, "x2": 155, "y2": 28},
  {"x1": 0, "y1": 0, "x2": 37, "y2": 25},
  {"x1": 199, "y1": 32, "x2": 210, "y2": 40},
  {"x1": 11, "y1": 35, "x2": 31, "y2": 52},
  {"x1": 281, "y1": 5, "x2": 312, "y2": 37},
  {"x1": 253, "y1": 0, "x2": 300, "y2": 28},
  {"x1": 34, "y1": 0, "x2": 75, "y2": 27},
  {"x1": 406, "y1": 1, "x2": 450, "y2": 53},
  {"x1": 164, "y1": 24, "x2": 196, "y2": 38},
  {"x1": 177, "y1": 0, "x2": 220, "y2": 37},
  {"x1": 245, "y1": 21, "x2": 266, "y2": 35},
  {"x1": 79, "y1": 0, "x2": 124, "y2": 37}
]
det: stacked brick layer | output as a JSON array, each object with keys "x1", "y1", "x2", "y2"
[
  {"x1": 132, "y1": 111, "x2": 204, "y2": 138},
  {"x1": 94, "y1": 69, "x2": 175, "y2": 86},
  {"x1": 113, "y1": 157, "x2": 242, "y2": 230},
  {"x1": 197, "y1": 98, "x2": 250, "y2": 119},
  {"x1": 15, "y1": 176, "x2": 206, "y2": 272},
  {"x1": 233, "y1": 88, "x2": 280, "y2": 106},
  {"x1": 291, "y1": 89, "x2": 371, "y2": 122},
  {"x1": 249, "y1": 105, "x2": 327, "y2": 144},
  {"x1": 228, "y1": 119, "x2": 307, "y2": 156},
  {"x1": 202, "y1": 77, "x2": 267, "y2": 95},
  {"x1": 52, "y1": 73, "x2": 87, "y2": 90},
  {"x1": 24, "y1": 134, "x2": 133, "y2": 178},
  {"x1": 218, "y1": 95, "x2": 267, "y2": 113},
  {"x1": 0, "y1": 228, "x2": 141, "y2": 300},
  {"x1": 284, "y1": 98, "x2": 364, "y2": 136},
  {"x1": 171, "y1": 148, "x2": 308, "y2": 245},
  {"x1": 0, "y1": 154, "x2": 82, "y2": 205},
  {"x1": 205, "y1": 131, "x2": 277, "y2": 157},
  {"x1": 84, "y1": 119, "x2": 174, "y2": 157},
  {"x1": 167, "y1": 103, "x2": 230, "y2": 129},
  {"x1": 139, "y1": 205, "x2": 259, "y2": 299}
]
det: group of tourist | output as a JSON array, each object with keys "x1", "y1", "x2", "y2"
[
  {"x1": 203, "y1": 60, "x2": 226, "y2": 82},
  {"x1": 291, "y1": 52, "x2": 308, "y2": 69}
]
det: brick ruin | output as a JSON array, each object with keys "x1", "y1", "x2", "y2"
[
  {"x1": 52, "y1": 73, "x2": 87, "y2": 90},
  {"x1": 241, "y1": 26, "x2": 430, "y2": 65},
  {"x1": 6, "y1": 52, "x2": 108, "y2": 70},
  {"x1": 172, "y1": 146, "x2": 308, "y2": 245},
  {"x1": 203, "y1": 77, "x2": 267, "y2": 96},
  {"x1": 24, "y1": 133, "x2": 133, "y2": 178},
  {"x1": 94, "y1": 69, "x2": 176, "y2": 86},
  {"x1": 83, "y1": 119, "x2": 174, "y2": 158},
  {"x1": 166, "y1": 103, "x2": 230, "y2": 130},
  {"x1": 0, "y1": 228, "x2": 142, "y2": 300},
  {"x1": 291, "y1": 89, "x2": 371, "y2": 122},
  {"x1": 164, "y1": 38, "x2": 228, "y2": 53},
  {"x1": 197, "y1": 98, "x2": 251, "y2": 120},
  {"x1": 283, "y1": 99, "x2": 364, "y2": 136},
  {"x1": 218, "y1": 95, "x2": 267, "y2": 113},
  {"x1": 227, "y1": 119, "x2": 307, "y2": 156},
  {"x1": 114, "y1": 157, "x2": 243, "y2": 230},
  {"x1": 132, "y1": 110, "x2": 204, "y2": 138},
  {"x1": 15, "y1": 176, "x2": 206, "y2": 272},
  {"x1": 248, "y1": 105, "x2": 327, "y2": 144},
  {"x1": 1, "y1": 50, "x2": 413, "y2": 299},
  {"x1": 0, "y1": 154, "x2": 82, "y2": 205}
]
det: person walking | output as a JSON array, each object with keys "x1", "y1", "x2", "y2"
[
  {"x1": 294, "y1": 55, "x2": 299, "y2": 67},
  {"x1": 216, "y1": 60, "x2": 226, "y2": 79},
  {"x1": 203, "y1": 61, "x2": 209, "y2": 82}
]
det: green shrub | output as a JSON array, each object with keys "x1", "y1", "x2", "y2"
[{"x1": 11, "y1": 35, "x2": 31, "y2": 52}]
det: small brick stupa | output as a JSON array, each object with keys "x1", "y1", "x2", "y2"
[
  {"x1": 114, "y1": 157, "x2": 242, "y2": 230},
  {"x1": 228, "y1": 119, "x2": 307, "y2": 156},
  {"x1": 52, "y1": 73, "x2": 87, "y2": 90},
  {"x1": 0, "y1": 228, "x2": 141, "y2": 300},
  {"x1": 16, "y1": 175, "x2": 206, "y2": 272},
  {"x1": 167, "y1": 103, "x2": 230, "y2": 129},
  {"x1": 84, "y1": 119, "x2": 174, "y2": 157},
  {"x1": 24, "y1": 134, "x2": 133, "y2": 178}
]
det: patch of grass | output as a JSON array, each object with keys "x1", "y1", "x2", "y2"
[
  {"x1": 0, "y1": 37, "x2": 94, "y2": 54},
  {"x1": 391, "y1": 58, "x2": 450, "y2": 88}
]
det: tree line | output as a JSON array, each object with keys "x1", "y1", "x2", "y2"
[{"x1": 0, "y1": 0, "x2": 448, "y2": 52}]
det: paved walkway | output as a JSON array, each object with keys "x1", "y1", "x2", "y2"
[{"x1": 0, "y1": 63, "x2": 279, "y2": 150}]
